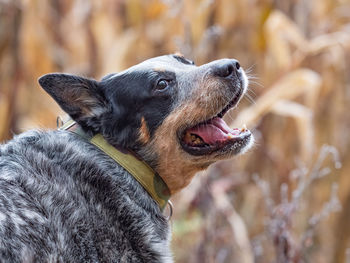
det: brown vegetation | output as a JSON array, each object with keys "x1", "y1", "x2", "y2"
[{"x1": 0, "y1": 0, "x2": 350, "y2": 262}]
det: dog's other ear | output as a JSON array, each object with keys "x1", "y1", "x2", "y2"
[{"x1": 38, "y1": 73, "x2": 110, "y2": 131}]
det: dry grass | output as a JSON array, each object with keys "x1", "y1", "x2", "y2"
[{"x1": 0, "y1": 0, "x2": 350, "y2": 262}]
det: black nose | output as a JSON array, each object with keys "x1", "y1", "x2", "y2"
[{"x1": 212, "y1": 60, "x2": 241, "y2": 78}]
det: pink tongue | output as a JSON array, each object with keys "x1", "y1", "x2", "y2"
[{"x1": 187, "y1": 117, "x2": 239, "y2": 144}]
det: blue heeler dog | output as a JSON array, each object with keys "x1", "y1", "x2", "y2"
[{"x1": 0, "y1": 54, "x2": 253, "y2": 262}]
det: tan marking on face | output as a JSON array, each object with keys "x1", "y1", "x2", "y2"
[
  {"x1": 146, "y1": 100, "x2": 216, "y2": 194},
  {"x1": 174, "y1": 52, "x2": 184, "y2": 57},
  {"x1": 140, "y1": 75, "x2": 241, "y2": 194},
  {"x1": 139, "y1": 117, "x2": 151, "y2": 144},
  {"x1": 153, "y1": 67, "x2": 166, "y2": 72},
  {"x1": 152, "y1": 113, "x2": 208, "y2": 193}
]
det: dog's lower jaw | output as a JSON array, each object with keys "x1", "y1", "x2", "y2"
[
  {"x1": 159, "y1": 159, "x2": 212, "y2": 195},
  {"x1": 138, "y1": 132, "x2": 254, "y2": 195},
  {"x1": 153, "y1": 139, "x2": 249, "y2": 194},
  {"x1": 137, "y1": 145, "x2": 209, "y2": 195}
]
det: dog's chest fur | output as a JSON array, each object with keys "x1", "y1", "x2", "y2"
[{"x1": 0, "y1": 130, "x2": 172, "y2": 263}]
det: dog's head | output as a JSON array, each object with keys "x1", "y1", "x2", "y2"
[{"x1": 39, "y1": 54, "x2": 253, "y2": 194}]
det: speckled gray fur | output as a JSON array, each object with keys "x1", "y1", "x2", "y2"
[{"x1": 0, "y1": 130, "x2": 172, "y2": 262}]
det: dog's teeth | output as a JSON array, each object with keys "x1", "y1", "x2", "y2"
[
  {"x1": 191, "y1": 134, "x2": 197, "y2": 142},
  {"x1": 194, "y1": 137, "x2": 204, "y2": 145},
  {"x1": 194, "y1": 138, "x2": 202, "y2": 144},
  {"x1": 189, "y1": 134, "x2": 204, "y2": 145}
]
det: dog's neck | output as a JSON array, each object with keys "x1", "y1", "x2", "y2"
[
  {"x1": 59, "y1": 120, "x2": 171, "y2": 210},
  {"x1": 137, "y1": 141, "x2": 213, "y2": 195}
]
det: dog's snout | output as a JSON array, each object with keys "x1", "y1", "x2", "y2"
[{"x1": 212, "y1": 60, "x2": 241, "y2": 78}]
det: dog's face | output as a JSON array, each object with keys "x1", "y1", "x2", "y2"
[{"x1": 39, "y1": 54, "x2": 253, "y2": 193}]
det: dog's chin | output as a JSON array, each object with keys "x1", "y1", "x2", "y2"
[{"x1": 212, "y1": 132, "x2": 254, "y2": 158}]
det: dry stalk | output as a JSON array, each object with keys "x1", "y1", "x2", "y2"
[
  {"x1": 253, "y1": 145, "x2": 342, "y2": 263},
  {"x1": 210, "y1": 178, "x2": 254, "y2": 263}
]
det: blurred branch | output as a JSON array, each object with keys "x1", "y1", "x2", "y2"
[
  {"x1": 211, "y1": 179, "x2": 254, "y2": 263},
  {"x1": 0, "y1": 0, "x2": 22, "y2": 141},
  {"x1": 82, "y1": 1, "x2": 99, "y2": 77},
  {"x1": 301, "y1": 183, "x2": 341, "y2": 250},
  {"x1": 253, "y1": 145, "x2": 342, "y2": 262}
]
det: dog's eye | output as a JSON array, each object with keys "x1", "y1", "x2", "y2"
[{"x1": 156, "y1": 79, "x2": 170, "y2": 91}]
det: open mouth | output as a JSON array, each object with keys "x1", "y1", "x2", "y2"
[{"x1": 180, "y1": 93, "x2": 251, "y2": 156}]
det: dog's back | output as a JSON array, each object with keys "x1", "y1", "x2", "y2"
[{"x1": 0, "y1": 130, "x2": 171, "y2": 262}]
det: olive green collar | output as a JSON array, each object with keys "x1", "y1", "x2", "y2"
[{"x1": 58, "y1": 119, "x2": 171, "y2": 211}]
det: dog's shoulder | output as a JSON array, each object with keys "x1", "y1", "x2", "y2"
[{"x1": 0, "y1": 130, "x2": 172, "y2": 262}]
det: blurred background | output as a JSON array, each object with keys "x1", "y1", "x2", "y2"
[{"x1": 0, "y1": 0, "x2": 350, "y2": 262}]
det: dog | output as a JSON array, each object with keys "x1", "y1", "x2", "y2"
[{"x1": 0, "y1": 54, "x2": 253, "y2": 262}]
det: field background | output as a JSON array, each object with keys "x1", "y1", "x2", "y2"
[{"x1": 1, "y1": 0, "x2": 350, "y2": 262}]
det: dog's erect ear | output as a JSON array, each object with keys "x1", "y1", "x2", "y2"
[{"x1": 39, "y1": 73, "x2": 110, "y2": 130}]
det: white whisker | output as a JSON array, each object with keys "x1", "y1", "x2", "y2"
[{"x1": 244, "y1": 93, "x2": 256, "y2": 105}]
